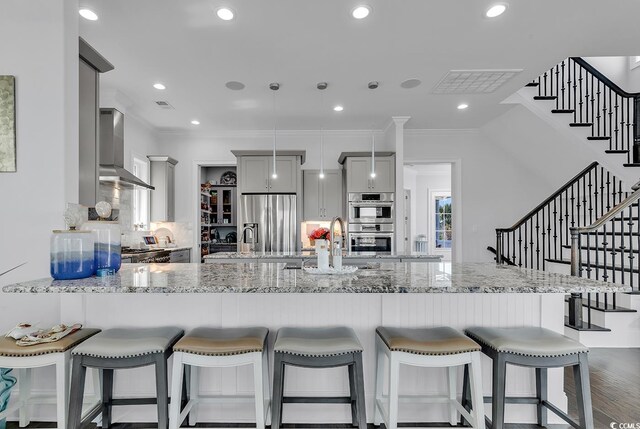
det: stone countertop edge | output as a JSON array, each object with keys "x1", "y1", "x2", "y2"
[
  {"x1": 2, "y1": 262, "x2": 631, "y2": 294},
  {"x1": 203, "y1": 252, "x2": 443, "y2": 259}
]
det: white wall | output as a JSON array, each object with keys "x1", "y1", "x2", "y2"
[
  {"x1": 404, "y1": 130, "x2": 560, "y2": 262},
  {"x1": 0, "y1": 0, "x2": 78, "y2": 292},
  {"x1": 584, "y1": 56, "x2": 640, "y2": 92}
]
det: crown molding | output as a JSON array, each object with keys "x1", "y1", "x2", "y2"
[
  {"x1": 157, "y1": 128, "x2": 387, "y2": 139},
  {"x1": 403, "y1": 128, "x2": 480, "y2": 137}
]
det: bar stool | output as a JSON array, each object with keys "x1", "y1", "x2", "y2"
[
  {"x1": 67, "y1": 327, "x2": 184, "y2": 429},
  {"x1": 374, "y1": 326, "x2": 485, "y2": 429},
  {"x1": 0, "y1": 328, "x2": 101, "y2": 429},
  {"x1": 168, "y1": 327, "x2": 270, "y2": 429},
  {"x1": 464, "y1": 326, "x2": 593, "y2": 429},
  {"x1": 271, "y1": 327, "x2": 366, "y2": 429}
]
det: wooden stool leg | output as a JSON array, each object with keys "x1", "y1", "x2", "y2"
[
  {"x1": 155, "y1": 355, "x2": 169, "y2": 429},
  {"x1": 387, "y1": 354, "x2": 400, "y2": 429},
  {"x1": 271, "y1": 353, "x2": 285, "y2": 429},
  {"x1": 460, "y1": 364, "x2": 471, "y2": 426},
  {"x1": 535, "y1": 367, "x2": 548, "y2": 427},
  {"x1": 261, "y1": 349, "x2": 271, "y2": 425},
  {"x1": 348, "y1": 363, "x2": 358, "y2": 427},
  {"x1": 168, "y1": 352, "x2": 184, "y2": 429},
  {"x1": 101, "y1": 369, "x2": 114, "y2": 428},
  {"x1": 68, "y1": 358, "x2": 87, "y2": 429},
  {"x1": 18, "y1": 368, "x2": 31, "y2": 427},
  {"x1": 448, "y1": 366, "x2": 458, "y2": 425},
  {"x1": 353, "y1": 353, "x2": 367, "y2": 429},
  {"x1": 491, "y1": 354, "x2": 507, "y2": 429},
  {"x1": 253, "y1": 353, "x2": 266, "y2": 429},
  {"x1": 373, "y1": 340, "x2": 384, "y2": 426},
  {"x1": 469, "y1": 353, "x2": 486, "y2": 429},
  {"x1": 574, "y1": 353, "x2": 594, "y2": 429},
  {"x1": 55, "y1": 354, "x2": 70, "y2": 429},
  {"x1": 188, "y1": 366, "x2": 199, "y2": 426}
]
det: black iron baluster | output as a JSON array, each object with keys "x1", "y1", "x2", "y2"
[
  {"x1": 553, "y1": 198, "x2": 558, "y2": 259},
  {"x1": 591, "y1": 74, "x2": 596, "y2": 132},
  {"x1": 530, "y1": 219, "x2": 535, "y2": 268},
  {"x1": 578, "y1": 66, "x2": 583, "y2": 123},
  {"x1": 543, "y1": 71, "x2": 548, "y2": 97},
  {"x1": 628, "y1": 205, "x2": 635, "y2": 291},
  {"x1": 611, "y1": 207, "x2": 617, "y2": 285},
  {"x1": 614, "y1": 94, "x2": 620, "y2": 154},
  {"x1": 524, "y1": 221, "x2": 528, "y2": 268},
  {"x1": 596, "y1": 80, "x2": 601, "y2": 137},
  {"x1": 585, "y1": 68, "x2": 590, "y2": 129},
  {"x1": 620, "y1": 207, "x2": 625, "y2": 285},
  {"x1": 512, "y1": 230, "x2": 516, "y2": 265},
  {"x1": 561, "y1": 60, "x2": 566, "y2": 110},
  {"x1": 555, "y1": 64, "x2": 560, "y2": 109},
  {"x1": 602, "y1": 223, "x2": 609, "y2": 281},
  {"x1": 536, "y1": 212, "x2": 541, "y2": 270},
  {"x1": 547, "y1": 203, "x2": 552, "y2": 266},
  {"x1": 573, "y1": 61, "x2": 578, "y2": 123},
  {"x1": 582, "y1": 175, "x2": 587, "y2": 227},
  {"x1": 588, "y1": 169, "x2": 594, "y2": 224},
  {"x1": 518, "y1": 226, "x2": 522, "y2": 267},
  {"x1": 610, "y1": 88, "x2": 615, "y2": 150}
]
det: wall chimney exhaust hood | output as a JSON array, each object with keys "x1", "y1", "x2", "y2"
[{"x1": 99, "y1": 108, "x2": 154, "y2": 190}]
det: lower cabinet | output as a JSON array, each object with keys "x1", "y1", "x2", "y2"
[{"x1": 169, "y1": 249, "x2": 191, "y2": 263}]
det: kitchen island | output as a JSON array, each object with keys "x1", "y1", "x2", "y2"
[
  {"x1": 203, "y1": 251, "x2": 442, "y2": 264},
  {"x1": 2, "y1": 262, "x2": 629, "y2": 425}
]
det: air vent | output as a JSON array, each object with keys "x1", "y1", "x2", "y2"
[
  {"x1": 432, "y1": 69, "x2": 522, "y2": 94},
  {"x1": 155, "y1": 101, "x2": 174, "y2": 109}
]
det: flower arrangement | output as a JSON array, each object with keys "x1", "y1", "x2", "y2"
[{"x1": 308, "y1": 227, "x2": 330, "y2": 245}]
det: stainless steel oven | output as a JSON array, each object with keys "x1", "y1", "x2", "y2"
[
  {"x1": 348, "y1": 192, "x2": 394, "y2": 224},
  {"x1": 348, "y1": 224, "x2": 394, "y2": 253}
]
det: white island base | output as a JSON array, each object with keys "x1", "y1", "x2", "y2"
[{"x1": 38, "y1": 292, "x2": 568, "y2": 426}]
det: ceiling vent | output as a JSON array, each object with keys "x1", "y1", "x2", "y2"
[
  {"x1": 155, "y1": 101, "x2": 174, "y2": 109},
  {"x1": 431, "y1": 69, "x2": 522, "y2": 94}
]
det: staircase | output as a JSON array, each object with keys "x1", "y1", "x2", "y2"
[{"x1": 495, "y1": 58, "x2": 640, "y2": 347}]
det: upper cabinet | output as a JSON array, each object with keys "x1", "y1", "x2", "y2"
[
  {"x1": 344, "y1": 155, "x2": 395, "y2": 193},
  {"x1": 238, "y1": 155, "x2": 299, "y2": 193},
  {"x1": 303, "y1": 170, "x2": 343, "y2": 220},
  {"x1": 148, "y1": 156, "x2": 178, "y2": 222}
]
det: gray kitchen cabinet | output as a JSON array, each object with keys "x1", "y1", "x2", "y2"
[
  {"x1": 240, "y1": 157, "x2": 270, "y2": 192},
  {"x1": 268, "y1": 157, "x2": 297, "y2": 193},
  {"x1": 148, "y1": 156, "x2": 178, "y2": 221},
  {"x1": 345, "y1": 156, "x2": 395, "y2": 193},
  {"x1": 303, "y1": 170, "x2": 343, "y2": 220},
  {"x1": 239, "y1": 155, "x2": 298, "y2": 193},
  {"x1": 169, "y1": 248, "x2": 191, "y2": 263}
]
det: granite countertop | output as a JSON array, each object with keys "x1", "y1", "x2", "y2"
[
  {"x1": 203, "y1": 251, "x2": 442, "y2": 260},
  {"x1": 2, "y1": 262, "x2": 631, "y2": 294},
  {"x1": 122, "y1": 246, "x2": 192, "y2": 255}
]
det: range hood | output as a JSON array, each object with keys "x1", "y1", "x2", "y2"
[{"x1": 99, "y1": 108, "x2": 154, "y2": 190}]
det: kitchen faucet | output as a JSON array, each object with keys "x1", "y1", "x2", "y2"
[
  {"x1": 329, "y1": 216, "x2": 346, "y2": 267},
  {"x1": 241, "y1": 224, "x2": 257, "y2": 252}
]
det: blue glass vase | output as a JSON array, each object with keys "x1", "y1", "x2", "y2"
[{"x1": 0, "y1": 368, "x2": 17, "y2": 429}]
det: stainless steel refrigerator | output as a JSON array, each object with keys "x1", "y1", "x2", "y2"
[{"x1": 240, "y1": 194, "x2": 297, "y2": 253}]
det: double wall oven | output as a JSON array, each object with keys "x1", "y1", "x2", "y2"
[{"x1": 348, "y1": 192, "x2": 394, "y2": 253}]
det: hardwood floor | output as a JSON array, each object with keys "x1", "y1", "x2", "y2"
[{"x1": 7, "y1": 348, "x2": 640, "y2": 428}]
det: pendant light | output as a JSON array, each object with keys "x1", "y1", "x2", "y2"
[
  {"x1": 368, "y1": 81, "x2": 379, "y2": 178},
  {"x1": 317, "y1": 82, "x2": 328, "y2": 179},
  {"x1": 270, "y1": 83, "x2": 280, "y2": 179}
]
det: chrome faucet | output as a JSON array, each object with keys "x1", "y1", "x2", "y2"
[
  {"x1": 241, "y1": 224, "x2": 257, "y2": 252},
  {"x1": 329, "y1": 216, "x2": 346, "y2": 266}
]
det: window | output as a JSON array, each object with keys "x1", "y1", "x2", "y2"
[
  {"x1": 132, "y1": 156, "x2": 149, "y2": 230},
  {"x1": 434, "y1": 195, "x2": 452, "y2": 249}
]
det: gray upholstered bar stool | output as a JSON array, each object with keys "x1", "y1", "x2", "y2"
[
  {"x1": 464, "y1": 326, "x2": 593, "y2": 429},
  {"x1": 271, "y1": 327, "x2": 366, "y2": 429},
  {"x1": 67, "y1": 327, "x2": 184, "y2": 429},
  {"x1": 168, "y1": 327, "x2": 270, "y2": 429},
  {"x1": 374, "y1": 327, "x2": 485, "y2": 429}
]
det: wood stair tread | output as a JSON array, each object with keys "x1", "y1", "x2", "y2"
[
  {"x1": 551, "y1": 109, "x2": 575, "y2": 114},
  {"x1": 546, "y1": 258, "x2": 640, "y2": 274},
  {"x1": 605, "y1": 150, "x2": 628, "y2": 154},
  {"x1": 564, "y1": 317, "x2": 610, "y2": 332},
  {"x1": 533, "y1": 95, "x2": 557, "y2": 100},
  {"x1": 525, "y1": 82, "x2": 540, "y2": 87},
  {"x1": 570, "y1": 122, "x2": 593, "y2": 127},
  {"x1": 623, "y1": 163, "x2": 640, "y2": 167},
  {"x1": 587, "y1": 136, "x2": 611, "y2": 141},
  {"x1": 561, "y1": 244, "x2": 640, "y2": 254}
]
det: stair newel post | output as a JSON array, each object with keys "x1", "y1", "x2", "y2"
[
  {"x1": 568, "y1": 227, "x2": 583, "y2": 329},
  {"x1": 496, "y1": 230, "x2": 503, "y2": 265}
]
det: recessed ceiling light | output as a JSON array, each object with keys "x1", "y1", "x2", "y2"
[
  {"x1": 191, "y1": 120, "x2": 200, "y2": 125},
  {"x1": 153, "y1": 83, "x2": 166, "y2": 90},
  {"x1": 216, "y1": 7, "x2": 235, "y2": 21},
  {"x1": 79, "y1": 8, "x2": 98, "y2": 21},
  {"x1": 225, "y1": 81, "x2": 245, "y2": 90},
  {"x1": 333, "y1": 105, "x2": 344, "y2": 112},
  {"x1": 485, "y1": 4, "x2": 507, "y2": 18},
  {"x1": 457, "y1": 103, "x2": 469, "y2": 110},
  {"x1": 400, "y1": 78, "x2": 422, "y2": 89},
  {"x1": 352, "y1": 5, "x2": 371, "y2": 19}
]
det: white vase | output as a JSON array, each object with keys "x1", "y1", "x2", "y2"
[{"x1": 315, "y1": 239, "x2": 330, "y2": 270}]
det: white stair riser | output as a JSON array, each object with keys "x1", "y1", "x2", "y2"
[{"x1": 560, "y1": 247, "x2": 639, "y2": 268}]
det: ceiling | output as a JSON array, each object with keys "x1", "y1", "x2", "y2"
[{"x1": 79, "y1": 0, "x2": 640, "y2": 132}]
